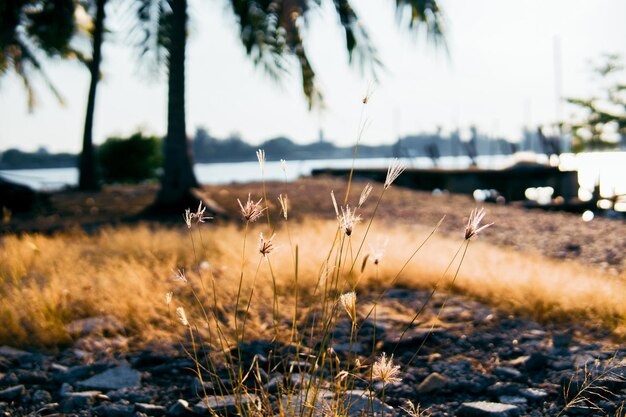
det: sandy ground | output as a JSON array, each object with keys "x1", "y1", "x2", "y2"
[{"x1": 3, "y1": 176, "x2": 625, "y2": 273}]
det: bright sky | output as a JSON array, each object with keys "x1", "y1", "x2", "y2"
[{"x1": 1, "y1": 0, "x2": 625, "y2": 153}]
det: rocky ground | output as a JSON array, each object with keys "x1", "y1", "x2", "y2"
[{"x1": 1, "y1": 289, "x2": 624, "y2": 417}]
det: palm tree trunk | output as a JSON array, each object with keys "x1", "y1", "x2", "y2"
[
  {"x1": 79, "y1": 0, "x2": 106, "y2": 190},
  {"x1": 153, "y1": 0, "x2": 199, "y2": 211}
]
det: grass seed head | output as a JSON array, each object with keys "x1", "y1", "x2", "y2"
[
  {"x1": 238, "y1": 194, "x2": 266, "y2": 223},
  {"x1": 278, "y1": 194, "x2": 289, "y2": 220},
  {"x1": 183, "y1": 208, "x2": 193, "y2": 228},
  {"x1": 194, "y1": 201, "x2": 212, "y2": 224},
  {"x1": 339, "y1": 205, "x2": 361, "y2": 236},
  {"x1": 372, "y1": 353, "x2": 402, "y2": 384},
  {"x1": 464, "y1": 207, "x2": 494, "y2": 240},
  {"x1": 176, "y1": 306, "x2": 189, "y2": 326},
  {"x1": 339, "y1": 291, "x2": 357, "y2": 323},
  {"x1": 384, "y1": 159, "x2": 406, "y2": 189},
  {"x1": 174, "y1": 269, "x2": 187, "y2": 283},
  {"x1": 256, "y1": 149, "x2": 266, "y2": 173},
  {"x1": 259, "y1": 232, "x2": 276, "y2": 258},
  {"x1": 165, "y1": 292, "x2": 173, "y2": 306},
  {"x1": 359, "y1": 183, "x2": 373, "y2": 207}
]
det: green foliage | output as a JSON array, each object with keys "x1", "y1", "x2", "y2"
[
  {"x1": 98, "y1": 132, "x2": 163, "y2": 183},
  {"x1": 563, "y1": 54, "x2": 626, "y2": 153}
]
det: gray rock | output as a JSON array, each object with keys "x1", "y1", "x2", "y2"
[
  {"x1": 0, "y1": 385, "x2": 25, "y2": 401},
  {"x1": 416, "y1": 372, "x2": 449, "y2": 394},
  {"x1": 32, "y1": 389, "x2": 52, "y2": 404},
  {"x1": 193, "y1": 394, "x2": 260, "y2": 416},
  {"x1": 92, "y1": 402, "x2": 135, "y2": 417},
  {"x1": 54, "y1": 363, "x2": 110, "y2": 383},
  {"x1": 498, "y1": 396, "x2": 527, "y2": 406},
  {"x1": 61, "y1": 391, "x2": 105, "y2": 412},
  {"x1": 552, "y1": 332, "x2": 572, "y2": 349},
  {"x1": 457, "y1": 401, "x2": 520, "y2": 417},
  {"x1": 0, "y1": 346, "x2": 30, "y2": 359},
  {"x1": 342, "y1": 390, "x2": 394, "y2": 417},
  {"x1": 485, "y1": 382, "x2": 522, "y2": 397},
  {"x1": 77, "y1": 364, "x2": 141, "y2": 391},
  {"x1": 280, "y1": 389, "x2": 334, "y2": 416},
  {"x1": 167, "y1": 399, "x2": 193, "y2": 416},
  {"x1": 494, "y1": 367, "x2": 523, "y2": 381},
  {"x1": 524, "y1": 352, "x2": 549, "y2": 371},
  {"x1": 136, "y1": 402, "x2": 167, "y2": 415},
  {"x1": 519, "y1": 387, "x2": 549, "y2": 401},
  {"x1": 16, "y1": 369, "x2": 49, "y2": 384}
]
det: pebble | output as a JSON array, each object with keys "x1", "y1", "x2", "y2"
[
  {"x1": 77, "y1": 364, "x2": 141, "y2": 391},
  {"x1": 457, "y1": 401, "x2": 521, "y2": 417},
  {"x1": 416, "y1": 372, "x2": 449, "y2": 393}
]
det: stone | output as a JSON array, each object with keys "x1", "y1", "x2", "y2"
[
  {"x1": 552, "y1": 332, "x2": 572, "y2": 349},
  {"x1": 457, "y1": 401, "x2": 521, "y2": 417},
  {"x1": 16, "y1": 369, "x2": 49, "y2": 384},
  {"x1": 524, "y1": 352, "x2": 549, "y2": 371},
  {"x1": 61, "y1": 391, "x2": 104, "y2": 412},
  {"x1": 498, "y1": 396, "x2": 527, "y2": 406},
  {"x1": 92, "y1": 402, "x2": 135, "y2": 417},
  {"x1": 54, "y1": 363, "x2": 111, "y2": 383},
  {"x1": 0, "y1": 346, "x2": 30, "y2": 359},
  {"x1": 65, "y1": 315, "x2": 125, "y2": 337},
  {"x1": 486, "y1": 382, "x2": 522, "y2": 397},
  {"x1": 0, "y1": 385, "x2": 25, "y2": 401},
  {"x1": 167, "y1": 399, "x2": 193, "y2": 416},
  {"x1": 280, "y1": 389, "x2": 334, "y2": 416},
  {"x1": 342, "y1": 390, "x2": 395, "y2": 417},
  {"x1": 416, "y1": 372, "x2": 449, "y2": 393},
  {"x1": 136, "y1": 402, "x2": 167, "y2": 415},
  {"x1": 494, "y1": 367, "x2": 523, "y2": 381},
  {"x1": 193, "y1": 394, "x2": 260, "y2": 416},
  {"x1": 519, "y1": 388, "x2": 549, "y2": 401},
  {"x1": 77, "y1": 364, "x2": 141, "y2": 391},
  {"x1": 31, "y1": 389, "x2": 52, "y2": 404}
]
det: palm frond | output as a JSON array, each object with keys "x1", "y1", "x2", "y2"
[
  {"x1": 125, "y1": 0, "x2": 170, "y2": 78},
  {"x1": 395, "y1": 0, "x2": 446, "y2": 48}
]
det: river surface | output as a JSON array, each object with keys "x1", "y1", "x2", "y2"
[{"x1": 1, "y1": 152, "x2": 625, "y2": 205}]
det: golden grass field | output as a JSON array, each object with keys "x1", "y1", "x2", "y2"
[{"x1": 2, "y1": 215, "x2": 625, "y2": 348}]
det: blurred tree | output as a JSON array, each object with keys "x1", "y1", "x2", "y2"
[
  {"x1": 0, "y1": 0, "x2": 76, "y2": 110},
  {"x1": 133, "y1": 0, "x2": 446, "y2": 214},
  {"x1": 98, "y1": 131, "x2": 162, "y2": 183},
  {"x1": 563, "y1": 54, "x2": 626, "y2": 152},
  {"x1": 78, "y1": 0, "x2": 107, "y2": 190}
]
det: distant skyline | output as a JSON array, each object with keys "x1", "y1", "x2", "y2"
[{"x1": 1, "y1": 0, "x2": 625, "y2": 153}]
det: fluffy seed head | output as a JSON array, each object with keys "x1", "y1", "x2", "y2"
[
  {"x1": 338, "y1": 205, "x2": 361, "y2": 236},
  {"x1": 176, "y1": 306, "x2": 189, "y2": 326},
  {"x1": 165, "y1": 292, "x2": 173, "y2": 306},
  {"x1": 174, "y1": 269, "x2": 187, "y2": 283},
  {"x1": 183, "y1": 209, "x2": 193, "y2": 228},
  {"x1": 372, "y1": 353, "x2": 402, "y2": 384},
  {"x1": 256, "y1": 149, "x2": 266, "y2": 173},
  {"x1": 238, "y1": 194, "x2": 266, "y2": 223},
  {"x1": 258, "y1": 232, "x2": 276, "y2": 258},
  {"x1": 330, "y1": 190, "x2": 339, "y2": 217},
  {"x1": 359, "y1": 183, "x2": 373, "y2": 207},
  {"x1": 194, "y1": 201, "x2": 212, "y2": 224},
  {"x1": 278, "y1": 194, "x2": 289, "y2": 220},
  {"x1": 384, "y1": 158, "x2": 406, "y2": 189},
  {"x1": 280, "y1": 159, "x2": 287, "y2": 172},
  {"x1": 464, "y1": 207, "x2": 494, "y2": 240},
  {"x1": 339, "y1": 291, "x2": 357, "y2": 323},
  {"x1": 368, "y1": 237, "x2": 389, "y2": 265}
]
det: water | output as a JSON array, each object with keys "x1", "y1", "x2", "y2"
[{"x1": 2, "y1": 152, "x2": 625, "y2": 202}]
